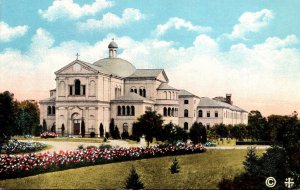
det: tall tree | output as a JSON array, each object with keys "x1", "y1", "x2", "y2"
[
  {"x1": 247, "y1": 110, "x2": 268, "y2": 140},
  {"x1": 81, "y1": 119, "x2": 85, "y2": 138},
  {"x1": 0, "y1": 91, "x2": 17, "y2": 145},
  {"x1": 200, "y1": 124, "x2": 207, "y2": 144},
  {"x1": 109, "y1": 118, "x2": 115, "y2": 136},
  {"x1": 42, "y1": 119, "x2": 47, "y2": 132},
  {"x1": 99, "y1": 123, "x2": 104, "y2": 137},
  {"x1": 61, "y1": 123, "x2": 65, "y2": 136},
  {"x1": 214, "y1": 123, "x2": 229, "y2": 138},
  {"x1": 136, "y1": 111, "x2": 163, "y2": 147},
  {"x1": 189, "y1": 122, "x2": 201, "y2": 144},
  {"x1": 230, "y1": 124, "x2": 247, "y2": 141},
  {"x1": 113, "y1": 126, "x2": 121, "y2": 139}
]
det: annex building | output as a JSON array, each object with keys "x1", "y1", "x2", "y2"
[{"x1": 39, "y1": 40, "x2": 248, "y2": 136}]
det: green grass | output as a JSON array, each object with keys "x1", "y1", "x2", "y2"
[
  {"x1": 13, "y1": 136, "x2": 104, "y2": 143},
  {"x1": 0, "y1": 149, "x2": 265, "y2": 189}
]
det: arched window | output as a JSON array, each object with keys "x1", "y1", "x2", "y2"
[
  {"x1": 168, "y1": 91, "x2": 171, "y2": 100},
  {"x1": 171, "y1": 108, "x2": 175, "y2": 117},
  {"x1": 142, "y1": 89, "x2": 146, "y2": 97},
  {"x1": 175, "y1": 108, "x2": 178, "y2": 117},
  {"x1": 163, "y1": 107, "x2": 167, "y2": 116},
  {"x1": 134, "y1": 89, "x2": 137, "y2": 93},
  {"x1": 117, "y1": 106, "x2": 121, "y2": 116},
  {"x1": 168, "y1": 107, "x2": 171, "y2": 116},
  {"x1": 122, "y1": 106, "x2": 125, "y2": 116},
  {"x1": 47, "y1": 106, "x2": 51, "y2": 115},
  {"x1": 131, "y1": 106, "x2": 135, "y2": 116},
  {"x1": 184, "y1": 122, "x2": 188, "y2": 130},
  {"x1": 172, "y1": 92, "x2": 175, "y2": 100},
  {"x1": 89, "y1": 80, "x2": 96, "y2": 96},
  {"x1": 163, "y1": 91, "x2": 167, "y2": 99},
  {"x1": 184, "y1": 109, "x2": 189, "y2": 117},
  {"x1": 115, "y1": 87, "x2": 118, "y2": 98},
  {"x1": 75, "y1": 79, "x2": 81, "y2": 95},
  {"x1": 207, "y1": 111, "x2": 210, "y2": 118},
  {"x1": 52, "y1": 106, "x2": 55, "y2": 115},
  {"x1": 126, "y1": 106, "x2": 130, "y2": 116},
  {"x1": 123, "y1": 123, "x2": 128, "y2": 132},
  {"x1": 130, "y1": 89, "x2": 134, "y2": 92},
  {"x1": 198, "y1": 110, "x2": 203, "y2": 117},
  {"x1": 139, "y1": 89, "x2": 143, "y2": 96}
]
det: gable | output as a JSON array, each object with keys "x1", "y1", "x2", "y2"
[
  {"x1": 157, "y1": 70, "x2": 168, "y2": 83},
  {"x1": 55, "y1": 60, "x2": 99, "y2": 75}
]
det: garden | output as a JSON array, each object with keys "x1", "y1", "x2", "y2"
[
  {"x1": 0, "y1": 143, "x2": 206, "y2": 179},
  {"x1": 0, "y1": 140, "x2": 47, "y2": 154}
]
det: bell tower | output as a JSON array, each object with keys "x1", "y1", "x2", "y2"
[{"x1": 108, "y1": 38, "x2": 118, "y2": 58}]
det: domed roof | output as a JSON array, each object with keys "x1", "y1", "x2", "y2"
[
  {"x1": 108, "y1": 40, "x2": 118, "y2": 48},
  {"x1": 93, "y1": 58, "x2": 136, "y2": 78}
]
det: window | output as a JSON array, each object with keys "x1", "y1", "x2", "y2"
[
  {"x1": 163, "y1": 91, "x2": 167, "y2": 99},
  {"x1": 123, "y1": 123, "x2": 128, "y2": 132},
  {"x1": 171, "y1": 108, "x2": 175, "y2": 117},
  {"x1": 52, "y1": 106, "x2": 55, "y2": 115},
  {"x1": 207, "y1": 111, "x2": 210, "y2": 118},
  {"x1": 131, "y1": 106, "x2": 135, "y2": 116},
  {"x1": 126, "y1": 106, "x2": 130, "y2": 116},
  {"x1": 83, "y1": 85, "x2": 86, "y2": 95},
  {"x1": 163, "y1": 107, "x2": 167, "y2": 116},
  {"x1": 69, "y1": 86, "x2": 73, "y2": 95},
  {"x1": 122, "y1": 106, "x2": 125, "y2": 115},
  {"x1": 130, "y1": 89, "x2": 134, "y2": 92},
  {"x1": 184, "y1": 122, "x2": 188, "y2": 130},
  {"x1": 215, "y1": 111, "x2": 218, "y2": 118},
  {"x1": 139, "y1": 89, "x2": 143, "y2": 96},
  {"x1": 206, "y1": 124, "x2": 210, "y2": 130},
  {"x1": 184, "y1": 100, "x2": 189, "y2": 104},
  {"x1": 117, "y1": 106, "x2": 121, "y2": 116},
  {"x1": 134, "y1": 89, "x2": 137, "y2": 93},
  {"x1": 184, "y1": 109, "x2": 189, "y2": 117},
  {"x1": 47, "y1": 106, "x2": 51, "y2": 115},
  {"x1": 142, "y1": 89, "x2": 146, "y2": 97},
  {"x1": 75, "y1": 80, "x2": 81, "y2": 95},
  {"x1": 168, "y1": 107, "x2": 171, "y2": 116},
  {"x1": 198, "y1": 110, "x2": 203, "y2": 117}
]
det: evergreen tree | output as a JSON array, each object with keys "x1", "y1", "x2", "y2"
[
  {"x1": 109, "y1": 118, "x2": 115, "y2": 136},
  {"x1": 81, "y1": 119, "x2": 85, "y2": 138},
  {"x1": 125, "y1": 166, "x2": 144, "y2": 190},
  {"x1": 99, "y1": 123, "x2": 104, "y2": 137},
  {"x1": 42, "y1": 119, "x2": 47, "y2": 132},
  {"x1": 61, "y1": 123, "x2": 65, "y2": 137},
  {"x1": 113, "y1": 126, "x2": 121, "y2": 139},
  {"x1": 189, "y1": 122, "x2": 201, "y2": 144},
  {"x1": 200, "y1": 124, "x2": 207, "y2": 144},
  {"x1": 243, "y1": 147, "x2": 259, "y2": 176},
  {"x1": 51, "y1": 123, "x2": 56, "y2": 132},
  {"x1": 121, "y1": 130, "x2": 129, "y2": 139},
  {"x1": 170, "y1": 157, "x2": 180, "y2": 174}
]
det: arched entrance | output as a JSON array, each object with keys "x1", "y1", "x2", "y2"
[{"x1": 71, "y1": 112, "x2": 81, "y2": 135}]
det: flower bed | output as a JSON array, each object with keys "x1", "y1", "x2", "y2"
[
  {"x1": 1, "y1": 140, "x2": 47, "y2": 154},
  {"x1": 0, "y1": 143, "x2": 206, "y2": 179},
  {"x1": 40, "y1": 132, "x2": 58, "y2": 138}
]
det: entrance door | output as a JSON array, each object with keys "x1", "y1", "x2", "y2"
[{"x1": 73, "y1": 119, "x2": 80, "y2": 135}]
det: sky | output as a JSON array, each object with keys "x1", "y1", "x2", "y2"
[{"x1": 0, "y1": 0, "x2": 300, "y2": 117}]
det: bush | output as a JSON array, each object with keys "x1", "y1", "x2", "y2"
[
  {"x1": 125, "y1": 166, "x2": 144, "y2": 190},
  {"x1": 90, "y1": 132, "x2": 96, "y2": 138},
  {"x1": 105, "y1": 132, "x2": 110, "y2": 139},
  {"x1": 129, "y1": 135, "x2": 140, "y2": 142},
  {"x1": 121, "y1": 130, "x2": 129, "y2": 139},
  {"x1": 170, "y1": 157, "x2": 180, "y2": 174},
  {"x1": 77, "y1": 144, "x2": 84, "y2": 149},
  {"x1": 1, "y1": 140, "x2": 46, "y2": 154},
  {"x1": 99, "y1": 144, "x2": 112, "y2": 149},
  {"x1": 40, "y1": 132, "x2": 57, "y2": 138}
]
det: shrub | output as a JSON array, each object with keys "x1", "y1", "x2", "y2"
[
  {"x1": 1, "y1": 140, "x2": 46, "y2": 154},
  {"x1": 125, "y1": 166, "x2": 144, "y2": 190},
  {"x1": 105, "y1": 132, "x2": 110, "y2": 139},
  {"x1": 40, "y1": 132, "x2": 57, "y2": 138},
  {"x1": 170, "y1": 157, "x2": 180, "y2": 174},
  {"x1": 90, "y1": 132, "x2": 96, "y2": 138},
  {"x1": 103, "y1": 137, "x2": 107, "y2": 142},
  {"x1": 99, "y1": 144, "x2": 112, "y2": 149},
  {"x1": 77, "y1": 144, "x2": 84, "y2": 149},
  {"x1": 129, "y1": 135, "x2": 140, "y2": 142},
  {"x1": 121, "y1": 130, "x2": 129, "y2": 139}
]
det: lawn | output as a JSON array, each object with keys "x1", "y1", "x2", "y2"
[
  {"x1": 13, "y1": 136, "x2": 105, "y2": 143},
  {"x1": 0, "y1": 149, "x2": 265, "y2": 189}
]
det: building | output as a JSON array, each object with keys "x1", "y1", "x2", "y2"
[{"x1": 39, "y1": 40, "x2": 248, "y2": 136}]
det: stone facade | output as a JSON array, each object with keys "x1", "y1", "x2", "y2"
[{"x1": 39, "y1": 40, "x2": 248, "y2": 136}]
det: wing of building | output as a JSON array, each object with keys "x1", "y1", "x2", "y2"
[{"x1": 39, "y1": 40, "x2": 248, "y2": 136}]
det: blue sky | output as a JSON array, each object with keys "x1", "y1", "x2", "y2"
[{"x1": 1, "y1": 0, "x2": 300, "y2": 116}]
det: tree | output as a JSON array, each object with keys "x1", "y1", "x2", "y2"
[
  {"x1": 99, "y1": 123, "x2": 104, "y2": 137},
  {"x1": 0, "y1": 91, "x2": 17, "y2": 146},
  {"x1": 132, "y1": 122, "x2": 142, "y2": 138},
  {"x1": 109, "y1": 118, "x2": 115, "y2": 136},
  {"x1": 243, "y1": 147, "x2": 259, "y2": 176},
  {"x1": 200, "y1": 125, "x2": 207, "y2": 144},
  {"x1": 33, "y1": 125, "x2": 42, "y2": 136},
  {"x1": 162, "y1": 123, "x2": 188, "y2": 144},
  {"x1": 189, "y1": 122, "x2": 201, "y2": 144},
  {"x1": 121, "y1": 130, "x2": 129, "y2": 139},
  {"x1": 61, "y1": 123, "x2": 65, "y2": 136},
  {"x1": 170, "y1": 157, "x2": 180, "y2": 174},
  {"x1": 214, "y1": 124, "x2": 229, "y2": 138},
  {"x1": 51, "y1": 123, "x2": 56, "y2": 132},
  {"x1": 136, "y1": 111, "x2": 163, "y2": 147},
  {"x1": 124, "y1": 166, "x2": 144, "y2": 190},
  {"x1": 230, "y1": 124, "x2": 247, "y2": 141},
  {"x1": 42, "y1": 119, "x2": 47, "y2": 132},
  {"x1": 247, "y1": 110, "x2": 268, "y2": 140},
  {"x1": 81, "y1": 119, "x2": 85, "y2": 138},
  {"x1": 113, "y1": 126, "x2": 121, "y2": 139}
]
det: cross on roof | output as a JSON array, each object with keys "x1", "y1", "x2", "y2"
[{"x1": 76, "y1": 53, "x2": 80, "y2": 60}]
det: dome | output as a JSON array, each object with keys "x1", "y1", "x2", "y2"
[
  {"x1": 108, "y1": 40, "x2": 118, "y2": 48},
  {"x1": 93, "y1": 58, "x2": 136, "y2": 78}
]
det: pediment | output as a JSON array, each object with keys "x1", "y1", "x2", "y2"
[
  {"x1": 55, "y1": 60, "x2": 99, "y2": 75},
  {"x1": 157, "y1": 70, "x2": 169, "y2": 83}
]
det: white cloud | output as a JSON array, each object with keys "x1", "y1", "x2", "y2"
[
  {"x1": 0, "y1": 21, "x2": 29, "y2": 42},
  {"x1": 153, "y1": 17, "x2": 212, "y2": 37},
  {"x1": 227, "y1": 9, "x2": 273, "y2": 39},
  {"x1": 1, "y1": 29, "x2": 300, "y2": 115},
  {"x1": 38, "y1": 0, "x2": 113, "y2": 22},
  {"x1": 78, "y1": 8, "x2": 144, "y2": 31}
]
